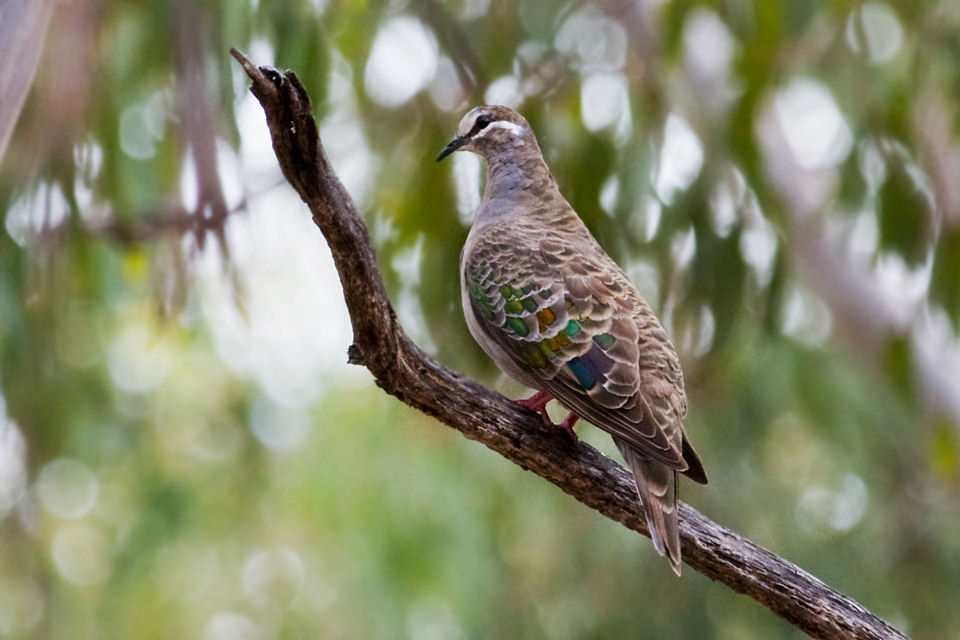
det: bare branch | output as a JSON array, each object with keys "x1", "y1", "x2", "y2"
[{"x1": 230, "y1": 48, "x2": 909, "y2": 640}]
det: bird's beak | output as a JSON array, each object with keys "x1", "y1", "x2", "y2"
[{"x1": 436, "y1": 136, "x2": 466, "y2": 162}]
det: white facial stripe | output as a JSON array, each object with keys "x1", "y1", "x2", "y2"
[
  {"x1": 473, "y1": 120, "x2": 526, "y2": 139},
  {"x1": 456, "y1": 108, "x2": 483, "y2": 137}
]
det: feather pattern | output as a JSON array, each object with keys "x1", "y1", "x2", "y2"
[
  {"x1": 448, "y1": 105, "x2": 706, "y2": 575},
  {"x1": 463, "y1": 212, "x2": 689, "y2": 470}
]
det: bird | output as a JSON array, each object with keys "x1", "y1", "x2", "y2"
[{"x1": 437, "y1": 105, "x2": 707, "y2": 575}]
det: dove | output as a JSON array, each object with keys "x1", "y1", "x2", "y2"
[{"x1": 438, "y1": 105, "x2": 707, "y2": 575}]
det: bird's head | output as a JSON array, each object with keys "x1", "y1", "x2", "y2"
[{"x1": 436, "y1": 105, "x2": 535, "y2": 162}]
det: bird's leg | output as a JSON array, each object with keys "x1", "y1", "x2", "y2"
[
  {"x1": 558, "y1": 412, "x2": 580, "y2": 441},
  {"x1": 517, "y1": 391, "x2": 579, "y2": 441},
  {"x1": 517, "y1": 389, "x2": 552, "y2": 422}
]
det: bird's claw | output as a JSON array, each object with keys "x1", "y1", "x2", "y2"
[
  {"x1": 558, "y1": 413, "x2": 580, "y2": 441},
  {"x1": 517, "y1": 391, "x2": 579, "y2": 441}
]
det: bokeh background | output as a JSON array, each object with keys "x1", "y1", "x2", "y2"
[{"x1": 1, "y1": 0, "x2": 959, "y2": 638}]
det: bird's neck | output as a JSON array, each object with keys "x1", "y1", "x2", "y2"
[{"x1": 477, "y1": 153, "x2": 560, "y2": 225}]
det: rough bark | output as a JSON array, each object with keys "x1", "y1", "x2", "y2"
[{"x1": 230, "y1": 48, "x2": 909, "y2": 640}]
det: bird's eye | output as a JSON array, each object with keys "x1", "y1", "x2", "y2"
[{"x1": 475, "y1": 114, "x2": 492, "y2": 130}]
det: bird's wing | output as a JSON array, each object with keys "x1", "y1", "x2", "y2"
[{"x1": 464, "y1": 227, "x2": 687, "y2": 470}]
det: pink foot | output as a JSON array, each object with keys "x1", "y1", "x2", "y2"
[
  {"x1": 517, "y1": 390, "x2": 551, "y2": 413},
  {"x1": 558, "y1": 412, "x2": 580, "y2": 441},
  {"x1": 516, "y1": 391, "x2": 579, "y2": 441}
]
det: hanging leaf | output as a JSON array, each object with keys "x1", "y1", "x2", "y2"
[
  {"x1": 931, "y1": 228, "x2": 960, "y2": 331},
  {"x1": 877, "y1": 160, "x2": 934, "y2": 266}
]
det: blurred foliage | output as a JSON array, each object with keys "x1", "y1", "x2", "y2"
[{"x1": 1, "y1": 0, "x2": 960, "y2": 638}]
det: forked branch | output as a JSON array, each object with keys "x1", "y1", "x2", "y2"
[{"x1": 230, "y1": 48, "x2": 908, "y2": 640}]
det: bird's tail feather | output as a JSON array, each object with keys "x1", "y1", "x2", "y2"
[{"x1": 615, "y1": 438, "x2": 682, "y2": 576}]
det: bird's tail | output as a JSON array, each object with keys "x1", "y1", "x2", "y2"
[{"x1": 614, "y1": 438, "x2": 682, "y2": 576}]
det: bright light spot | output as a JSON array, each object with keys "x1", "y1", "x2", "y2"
[
  {"x1": 52, "y1": 525, "x2": 112, "y2": 585},
  {"x1": 430, "y1": 56, "x2": 467, "y2": 113},
  {"x1": 237, "y1": 93, "x2": 277, "y2": 176},
  {"x1": 599, "y1": 175, "x2": 619, "y2": 216},
  {"x1": 655, "y1": 114, "x2": 704, "y2": 204},
  {"x1": 73, "y1": 142, "x2": 109, "y2": 226},
  {"x1": 857, "y1": 138, "x2": 887, "y2": 193},
  {"x1": 396, "y1": 289, "x2": 438, "y2": 354},
  {"x1": 179, "y1": 146, "x2": 199, "y2": 212},
  {"x1": 36, "y1": 459, "x2": 99, "y2": 520},
  {"x1": 393, "y1": 235, "x2": 424, "y2": 289},
  {"x1": 248, "y1": 38, "x2": 275, "y2": 68},
  {"x1": 391, "y1": 236, "x2": 438, "y2": 353},
  {"x1": 796, "y1": 474, "x2": 868, "y2": 533},
  {"x1": 195, "y1": 190, "x2": 365, "y2": 406},
  {"x1": 74, "y1": 141, "x2": 104, "y2": 181},
  {"x1": 230, "y1": 38, "x2": 275, "y2": 123},
  {"x1": 671, "y1": 227, "x2": 696, "y2": 270},
  {"x1": 119, "y1": 90, "x2": 170, "y2": 160},
  {"x1": 458, "y1": 0, "x2": 490, "y2": 20},
  {"x1": 580, "y1": 72, "x2": 631, "y2": 137},
  {"x1": 0, "y1": 402, "x2": 27, "y2": 519},
  {"x1": 107, "y1": 325, "x2": 172, "y2": 393},
  {"x1": 555, "y1": 7, "x2": 627, "y2": 72},
  {"x1": 831, "y1": 474, "x2": 869, "y2": 531},
  {"x1": 203, "y1": 612, "x2": 264, "y2": 640},
  {"x1": 797, "y1": 487, "x2": 835, "y2": 532},
  {"x1": 683, "y1": 9, "x2": 735, "y2": 82},
  {"x1": 321, "y1": 53, "x2": 378, "y2": 210},
  {"x1": 628, "y1": 196, "x2": 661, "y2": 242},
  {"x1": 875, "y1": 252, "x2": 932, "y2": 321},
  {"x1": 710, "y1": 179, "x2": 739, "y2": 237},
  {"x1": 249, "y1": 398, "x2": 310, "y2": 451},
  {"x1": 774, "y1": 78, "x2": 853, "y2": 170},
  {"x1": 364, "y1": 17, "x2": 439, "y2": 107},
  {"x1": 624, "y1": 260, "x2": 660, "y2": 306},
  {"x1": 913, "y1": 307, "x2": 960, "y2": 413},
  {"x1": 328, "y1": 48, "x2": 353, "y2": 103},
  {"x1": 739, "y1": 216, "x2": 778, "y2": 287},
  {"x1": 216, "y1": 139, "x2": 244, "y2": 211},
  {"x1": 512, "y1": 42, "x2": 553, "y2": 97},
  {"x1": 73, "y1": 178, "x2": 96, "y2": 225},
  {"x1": 242, "y1": 548, "x2": 306, "y2": 609},
  {"x1": 452, "y1": 152, "x2": 481, "y2": 226},
  {"x1": 846, "y1": 2, "x2": 903, "y2": 64},
  {"x1": 849, "y1": 209, "x2": 879, "y2": 258},
  {"x1": 682, "y1": 305, "x2": 715, "y2": 357},
  {"x1": 484, "y1": 75, "x2": 523, "y2": 108},
  {"x1": 780, "y1": 284, "x2": 833, "y2": 347},
  {"x1": 177, "y1": 139, "x2": 240, "y2": 231},
  {"x1": 370, "y1": 210, "x2": 398, "y2": 247},
  {"x1": 4, "y1": 182, "x2": 69, "y2": 247},
  {"x1": 119, "y1": 106, "x2": 157, "y2": 160}
]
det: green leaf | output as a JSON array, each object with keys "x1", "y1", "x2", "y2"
[
  {"x1": 931, "y1": 228, "x2": 960, "y2": 331},
  {"x1": 877, "y1": 162, "x2": 933, "y2": 266}
]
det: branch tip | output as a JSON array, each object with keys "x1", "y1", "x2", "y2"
[{"x1": 229, "y1": 47, "x2": 257, "y2": 76}]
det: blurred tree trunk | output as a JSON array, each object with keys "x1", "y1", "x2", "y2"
[{"x1": 0, "y1": 0, "x2": 56, "y2": 164}]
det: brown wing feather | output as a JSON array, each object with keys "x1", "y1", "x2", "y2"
[{"x1": 465, "y1": 220, "x2": 696, "y2": 472}]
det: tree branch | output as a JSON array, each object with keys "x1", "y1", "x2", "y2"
[{"x1": 230, "y1": 48, "x2": 909, "y2": 640}]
